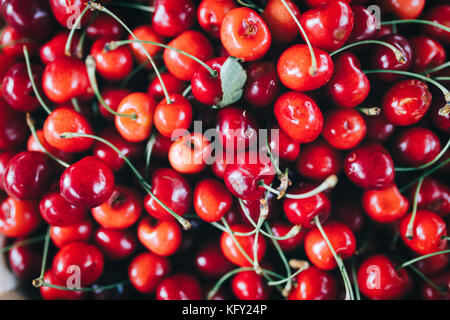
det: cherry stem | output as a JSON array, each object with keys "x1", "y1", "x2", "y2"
[
  {"x1": 396, "y1": 138, "x2": 450, "y2": 172},
  {"x1": 0, "y1": 39, "x2": 30, "y2": 50},
  {"x1": 265, "y1": 115, "x2": 282, "y2": 176},
  {"x1": 85, "y1": 55, "x2": 137, "y2": 119},
  {"x1": 423, "y1": 61, "x2": 450, "y2": 75},
  {"x1": 65, "y1": 5, "x2": 89, "y2": 57},
  {"x1": 182, "y1": 85, "x2": 192, "y2": 98},
  {"x1": 40, "y1": 280, "x2": 130, "y2": 292},
  {"x1": 23, "y1": 46, "x2": 52, "y2": 115},
  {"x1": 88, "y1": 2, "x2": 172, "y2": 105},
  {"x1": 397, "y1": 249, "x2": 450, "y2": 270},
  {"x1": 235, "y1": 0, "x2": 263, "y2": 13},
  {"x1": 405, "y1": 177, "x2": 424, "y2": 240},
  {"x1": 26, "y1": 113, "x2": 70, "y2": 168},
  {"x1": 351, "y1": 258, "x2": 361, "y2": 300},
  {"x1": 71, "y1": 98, "x2": 82, "y2": 113},
  {"x1": 314, "y1": 216, "x2": 355, "y2": 300},
  {"x1": 60, "y1": 132, "x2": 191, "y2": 230},
  {"x1": 0, "y1": 234, "x2": 46, "y2": 254},
  {"x1": 330, "y1": 40, "x2": 406, "y2": 64},
  {"x1": 399, "y1": 157, "x2": 450, "y2": 193},
  {"x1": 109, "y1": 1, "x2": 154, "y2": 13},
  {"x1": 32, "y1": 226, "x2": 50, "y2": 288},
  {"x1": 407, "y1": 265, "x2": 446, "y2": 295},
  {"x1": 280, "y1": 0, "x2": 318, "y2": 76},
  {"x1": 380, "y1": 19, "x2": 450, "y2": 34},
  {"x1": 120, "y1": 61, "x2": 151, "y2": 88},
  {"x1": 434, "y1": 76, "x2": 450, "y2": 81},
  {"x1": 144, "y1": 131, "x2": 157, "y2": 176},
  {"x1": 266, "y1": 267, "x2": 306, "y2": 287},
  {"x1": 356, "y1": 107, "x2": 381, "y2": 116}
]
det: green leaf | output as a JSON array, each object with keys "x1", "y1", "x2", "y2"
[{"x1": 217, "y1": 57, "x2": 247, "y2": 108}]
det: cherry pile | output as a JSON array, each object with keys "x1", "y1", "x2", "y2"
[{"x1": 0, "y1": 0, "x2": 449, "y2": 301}]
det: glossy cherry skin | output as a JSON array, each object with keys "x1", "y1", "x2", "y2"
[
  {"x1": 220, "y1": 7, "x2": 271, "y2": 61},
  {"x1": 49, "y1": 0, "x2": 92, "y2": 28},
  {"x1": 238, "y1": 190, "x2": 279, "y2": 226},
  {"x1": 39, "y1": 191, "x2": 87, "y2": 227},
  {"x1": 152, "y1": 0, "x2": 195, "y2": 37},
  {"x1": 1, "y1": 0, "x2": 56, "y2": 39},
  {"x1": 410, "y1": 36, "x2": 446, "y2": 73},
  {"x1": 423, "y1": 5, "x2": 450, "y2": 45},
  {"x1": 369, "y1": 34, "x2": 412, "y2": 82},
  {"x1": 289, "y1": 266, "x2": 337, "y2": 300},
  {"x1": 365, "y1": 115, "x2": 395, "y2": 143},
  {"x1": 430, "y1": 95, "x2": 450, "y2": 135},
  {"x1": 232, "y1": 271, "x2": 270, "y2": 300},
  {"x1": 144, "y1": 168, "x2": 191, "y2": 221},
  {"x1": 0, "y1": 25, "x2": 39, "y2": 58},
  {"x1": 362, "y1": 185, "x2": 409, "y2": 223},
  {"x1": 128, "y1": 25, "x2": 164, "y2": 67},
  {"x1": 357, "y1": 254, "x2": 409, "y2": 300},
  {"x1": 40, "y1": 270, "x2": 85, "y2": 300},
  {"x1": 8, "y1": 243, "x2": 41, "y2": 278},
  {"x1": 347, "y1": 5, "x2": 377, "y2": 42},
  {"x1": 148, "y1": 74, "x2": 185, "y2": 103},
  {"x1": 39, "y1": 31, "x2": 82, "y2": 64},
  {"x1": 411, "y1": 178, "x2": 450, "y2": 217},
  {"x1": 194, "y1": 179, "x2": 232, "y2": 223},
  {"x1": 266, "y1": 124, "x2": 300, "y2": 163},
  {"x1": 221, "y1": 224, "x2": 266, "y2": 267},
  {"x1": 2, "y1": 62, "x2": 42, "y2": 112},
  {"x1": 138, "y1": 216, "x2": 182, "y2": 257},
  {"x1": 0, "y1": 98, "x2": 28, "y2": 150},
  {"x1": 197, "y1": 0, "x2": 235, "y2": 38},
  {"x1": 261, "y1": 0, "x2": 300, "y2": 44},
  {"x1": 271, "y1": 221, "x2": 305, "y2": 252},
  {"x1": 86, "y1": 14, "x2": 123, "y2": 40},
  {"x1": 50, "y1": 219, "x2": 94, "y2": 248},
  {"x1": 243, "y1": 61, "x2": 280, "y2": 109},
  {"x1": 283, "y1": 184, "x2": 331, "y2": 228},
  {"x1": 382, "y1": 0, "x2": 425, "y2": 19},
  {"x1": 296, "y1": 140, "x2": 341, "y2": 180},
  {"x1": 60, "y1": 156, "x2": 115, "y2": 209},
  {"x1": 300, "y1": 0, "x2": 354, "y2": 51},
  {"x1": 422, "y1": 272, "x2": 450, "y2": 300},
  {"x1": 0, "y1": 151, "x2": 15, "y2": 191},
  {"x1": 42, "y1": 57, "x2": 93, "y2": 103},
  {"x1": 195, "y1": 242, "x2": 234, "y2": 278},
  {"x1": 0, "y1": 197, "x2": 41, "y2": 238},
  {"x1": 52, "y1": 242, "x2": 104, "y2": 287},
  {"x1": 94, "y1": 228, "x2": 137, "y2": 260},
  {"x1": 91, "y1": 185, "x2": 142, "y2": 229},
  {"x1": 156, "y1": 273, "x2": 203, "y2": 300},
  {"x1": 274, "y1": 91, "x2": 323, "y2": 144},
  {"x1": 416, "y1": 252, "x2": 449, "y2": 277},
  {"x1": 325, "y1": 53, "x2": 370, "y2": 109},
  {"x1": 277, "y1": 44, "x2": 333, "y2": 92},
  {"x1": 382, "y1": 79, "x2": 432, "y2": 126},
  {"x1": 394, "y1": 127, "x2": 441, "y2": 167},
  {"x1": 399, "y1": 210, "x2": 447, "y2": 255},
  {"x1": 305, "y1": 221, "x2": 356, "y2": 270},
  {"x1": 169, "y1": 132, "x2": 211, "y2": 174},
  {"x1": 343, "y1": 143, "x2": 395, "y2": 189},
  {"x1": 154, "y1": 94, "x2": 193, "y2": 138},
  {"x1": 128, "y1": 252, "x2": 171, "y2": 294},
  {"x1": 164, "y1": 31, "x2": 214, "y2": 81},
  {"x1": 27, "y1": 129, "x2": 73, "y2": 163},
  {"x1": 4, "y1": 151, "x2": 53, "y2": 200},
  {"x1": 191, "y1": 57, "x2": 225, "y2": 106},
  {"x1": 322, "y1": 108, "x2": 366, "y2": 150}
]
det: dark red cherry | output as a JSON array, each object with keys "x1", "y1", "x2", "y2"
[
  {"x1": 50, "y1": 219, "x2": 94, "y2": 248},
  {"x1": 270, "y1": 221, "x2": 305, "y2": 252},
  {"x1": 243, "y1": 61, "x2": 280, "y2": 108},
  {"x1": 0, "y1": 98, "x2": 28, "y2": 150},
  {"x1": 152, "y1": 0, "x2": 196, "y2": 38},
  {"x1": 94, "y1": 227, "x2": 137, "y2": 260},
  {"x1": 411, "y1": 177, "x2": 450, "y2": 217},
  {"x1": 430, "y1": 96, "x2": 450, "y2": 135},
  {"x1": 422, "y1": 272, "x2": 450, "y2": 300},
  {"x1": 0, "y1": 26, "x2": 39, "y2": 58},
  {"x1": 147, "y1": 72, "x2": 185, "y2": 102},
  {"x1": 296, "y1": 140, "x2": 341, "y2": 180},
  {"x1": 40, "y1": 31, "x2": 82, "y2": 65},
  {"x1": 4, "y1": 151, "x2": 53, "y2": 200},
  {"x1": 0, "y1": 151, "x2": 15, "y2": 191},
  {"x1": 365, "y1": 114, "x2": 395, "y2": 142},
  {"x1": 8, "y1": 243, "x2": 41, "y2": 278},
  {"x1": 322, "y1": 108, "x2": 366, "y2": 150},
  {"x1": 267, "y1": 124, "x2": 300, "y2": 163},
  {"x1": 191, "y1": 57, "x2": 225, "y2": 106},
  {"x1": 195, "y1": 243, "x2": 234, "y2": 278},
  {"x1": 410, "y1": 36, "x2": 446, "y2": 73},
  {"x1": 59, "y1": 156, "x2": 115, "y2": 209},
  {"x1": 423, "y1": 5, "x2": 450, "y2": 45},
  {"x1": 86, "y1": 14, "x2": 124, "y2": 40},
  {"x1": 156, "y1": 273, "x2": 203, "y2": 300},
  {"x1": 39, "y1": 191, "x2": 87, "y2": 227},
  {"x1": 347, "y1": 5, "x2": 377, "y2": 42},
  {"x1": 289, "y1": 266, "x2": 337, "y2": 300},
  {"x1": 238, "y1": 191, "x2": 279, "y2": 225},
  {"x1": 416, "y1": 252, "x2": 449, "y2": 277},
  {"x1": 343, "y1": 143, "x2": 395, "y2": 189},
  {"x1": 231, "y1": 271, "x2": 270, "y2": 300}
]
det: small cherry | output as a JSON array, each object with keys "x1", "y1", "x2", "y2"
[
  {"x1": 416, "y1": 252, "x2": 449, "y2": 277},
  {"x1": 411, "y1": 177, "x2": 450, "y2": 217},
  {"x1": 168, "y1": 132, "x2": 211, "y2": 174},
  {"x1": 86, "y1": 14, "x2": 124, "y2": 40},
  {"x1": 296, "y1": 140, "x2": 342, "y2": 180},
  {"x1": 270, "y1": 221, "x2": 305, "y2": 252},
  {"x1": 128, "y1": 252, "x2": 171, "y2": 294},
  {"x1": 39, "y1": 31, "x2": 82, "y2": 64},
  {"x1": 127, "y1": 25, "x2": 164, "y2": 68},
  {"x1": 365, "y1": 114, "x2": 395, "y2": 142},
  {"x1": 152, "y1": 0, "x2": 196, "y2": 37},
  {"x1": 138, "y1": 216, "x2": 182, "y2": 256},
  {"x1": 261, "y1": 0, "x2": 301, "y2": 44},
  {"x1": 347, "y1": 5, "x2": 377, "y2": 42},
  {"x1": 49, "y1": 0, "x2": 91, "y2": 28},
  {"x1": 0, "y1": 26, "x2": 39, "y2": 58},
  {"x1": 94, "y1": 227, "x2": 137, "y2": 260},
  {"x1": 423, "y1": 5, "x2": 450, "y2": 45},
  {"x1": 194, "y1": 178, "x2": 233, "y2": 223},
  {"x1": 322, "y1": 108, "x2": 366, "y2": 150},
  {"x1": 0, "y1": 98, "x2": 28, "y2": 150},
  {"x1": 232, "y1": 271, "x2": 271, "y2": 300},
  {"x1": 243, "y1": 61, "x2": 280, "y2": 108},
  {"x1": 50, "y1": 219, "x2": 93, "y2": 248},
  {"x1": 266, "y1": 124, "x2": 300, "y2": 163},
  {"x1": 27, "y1": 129, "x2": 73, "y2": 163},
  {"x1": 154, "y1": 94, "x2": 193, "y2": 138},
  {"x1": 156, "y1": 273, "x2": 203, "y2": 300},
  {"x1": 362, "y1": 184, "x2": 409, "y2": 223},
  {"x1": 289, "y1": 266, "x2": 337, "y2": 300},
  {"x1": 8, "y1": 243, "x2": 41, "y2": 279},
  {"x1": 410, "y1": 36, "x2": 446, "y2": 73},
  {"x1": 191, "y1": 57, "x2": 226, "y2": 106},
  {"x1": 195, "y1": 242, "x2": 234, "y2": 278},
  {"x1": 40, "y1": 270, "x2": 85, "y2": 300},
  {"x1": 430, "y1": 96, "x2": 450, "y2": 135},
  {"x1": 198, "y1": 0, "x2": 237, "y2": 38},
  {"x1": 0, "y1": 197, "x2": 41, "y2": 238},
  {"x1": 382, "y1": 0, "x2": 425, "y2": 19},
  {"x1": 421, "y1": 272, "x2": 450, "y2": 300},
  {"x1": 147, "y1": 73, "x2": 185, "y2": 102},
  {"x1": 0, "y1": 151, "x2": 15, "y2": 191},
  {"x1": 39, "y1": 191, "x2": 87, "y2": 227}
]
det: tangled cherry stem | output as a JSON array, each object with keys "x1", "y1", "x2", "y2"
[
  {"x1": 405, "y1": 177, "x2": 424, "y2": 240},
  {"x1": 32, "y1": 226, "x2": 51, "y2": 288},
  {"x1": 396, "y1": 138, "x2": 450, "y2": 172},
  {"x1": 330, "y1": 40, "x2": 406, "y2": 64},
  {"x1": 0, "y1": 234, "x2": 46, "y2": 254},
  {"x1": 144, "y1": 131, "x2": 157, "y2": 176},
  {"x1": 280, "y1": 0, "x2": 318, "y2": 76},
  {"x1": 423, "y1": 61, "x2": 450, "y2": 75},
  {"x1": 65, "y1": 5, "x2": 89, "y2": 57},
  {"x1": 381, "y1": 19, "x2": 450, "y2": 33},
  {"x1": 351, "y1": 258, "x2": 361, "y2": 300},
  {"x1": 399, "y1": 157, "x2": 450, "y2": 193},
  {"x1": 60, "y1": 132, "x2": 191, "y2": 230}
]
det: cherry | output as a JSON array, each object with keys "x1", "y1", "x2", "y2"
[
  {"x1": 266, "y1": 124, "x2": 300, "y2": 163},
  {"x1": 3, "y1": 151, "x2": 53, "y2": 200},
  {"x1": 382, "y1": 79, "x2": 432, "y2": 126},
  {"x1": 334, "y1": 200, "x2": 365, "y2": 234},
  {"x1": 365, "y1": 114, "x2": 395, "y2": 143},
  {"x1": 411, "y1": 177, "x2": 450, "y2": 217},
  {"x1": 243, "y1": 61, "x2": 280, "y2": 108},
  {"x1": 52, "y1": 242, "x2": 104, "y2": 287},
  {"x1": 296, "y1": 140, "x2": 341, "y2": 180},
  {"x1": 238, "y1": 191, "x2": 279, "y2": 226},
  {"x1": 39, "y1": 191, "x2": 87, "y2": 227},
  {"x1": 86, "y1": 14, "x2": 124, "y2": 40},
  {"x1": 220, "y1": 224, "x2": 266, "y2": 267},
  {"x1": 289, "y1": 266, "x2": 337, "y2": 300},
  {"x1": 362, "y1": 184, "x2": 409, "y2": 223},
  {"x1": 357, "y1": 254, "x2": 409, "y2": 300},
  {"x1": 283, "y1": 184, "x2": 331, "y2": 228},
  {"x1": 274, "y1": 91, "x2": 323, "y2": 144},
  {"x1": 115, "y1": 92, "x2": 156, "y2": 143},
  {"x1": 128, "y1": 25, "x2": 164, "y2": 67},
  {"x1": 152, "y1": 0, "x2": 196, "y2": 37},
  {"x1": 423, "y1": 5, "x2": 450, "y2": 45},
  {"x1": 220, "y1": 7, "x2": 271, "y2": 61},
  {"x1": 27, "y1": 129, "x2": 73, "y2": 163},
  {"x1": 194, "y1": 178, "x2": 232, "y2": 223},
  {"x1": 343, "y1": 143, "x2": 395, "y2": 189},
  {"x1": 40, "y1": 31, "x2": 82, "y2": 64},
  {"x1": 416, "y1": 252, "x2": 449, "y2": 277},
  {"x1": 421, "y1": 272, "x2": 450, "y2": 300},
  {"x1": 164, "y1": 30, "x2": 214, "y2": 81},
  {"x1": 128, "y1": 252, "x2": 171, "y2": 294},
  {"x1": 410, "y1": 36, "x2": 446, "y2": 73},
  {"x1": 430, "y1": 96, "x2": 450, "y2": 135},
  {"x1": 50, "y1": 219, "x2": 93, "y2": 248},
  {"x1": 0, "y1": 197, "x2": 41, "y2": 237},
  {"x1": 156, "y1": 273, "x2": 203, "y2": 300},
  {"x1": 90, "y1": 37, "x2": 133, "y2": 82},
  {"x1": 94, "y1": 228, "x2": 137, "y2": 260},
  {"x1": 191, "y1": 57, "x2": 226, "y2": 106},
  {"x1": 147, "y1": 73, "x2": 185, "y2": 102},
  {"x1": 60, "y1": 156, "x2": 115, "y2": 209},
  {"x1": 40, "y1": 270, "x2": 85, "y2": 300},
  {"x1": 151, "y1": 133, "x2": 172, "y2": 160},
  {"x1": 232, "y1": 271, "x2": 270, "y2": 300},
  {"x1": 270, "y1": 221, "x2": 305, "y2": 252},
  {"x1": 0, "y1": 98, "x2": 28, "y2": 150},
  {"x1": 49, "y1": 0, "x2": 91, "y2": 28},
  {"x1": 1, "y1": 0, "x2": 56, "y2": 39},
  {"x1": 277, "y1": 44, "x2": 333, "y2": 92},
  {"x1": 0, "y1": 51, "x2": 18, "y2": 81},
  {"x1": 168, "y1": 132, "x2": 211, "y2": 174},
  {"x1": 382, "y1": 0, "x2": 425, "y2": 19},
  {"x1": 347, "y1": 5, "x2": 377, "y2": 43},
  {"x1": 42, "y1": 57, "x2": 93, "y2": 103},
  {"x1": 326, "y1": 53, "x2": 370, "y2": 109},
  {"x1": 399, "y1": 210, "x2": 447, "y2": 255},
  {"x1": 8, "y1": 243, "x2": 41, "y2": 278},
  {"x1": 0, "y1": 151, "x2": 15, "y2": 191},
  {"x1": 195, "y1": 242, "x2": 234, "y2": 278},
  {"x1": 92, "y1": 185, "x2": 142, "y2": 229},
  {"x1": 198, "y1": 0, "x2": 237, "y2": 38},
  {"x1": 261, "y1": 0, "x2": 300, "y2": 44},
  {"x1": 138, "y1": 216, "x2": 182, "y2": 256},
  {"x1": 154, "y1": 94, "x2": 193, "y2": 138},
  {"x1": 322, "y1": 108, "x2": 366, "y2": 150},
  {"x1": 216, "y1": 106, "x2": 259, "y2": 151},
  {"x1": 0, "y1": 26, "x2": 39, "y2": 58}
]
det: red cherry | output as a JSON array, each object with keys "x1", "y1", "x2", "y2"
[
  {"x1": 0, "y1": 26, "x2": 38, "y2": 58},
  {"x1": 27, "y1": 129, "x2": 73, "y2": 163},
  {"x1": 138, "y1": 216, "x2": 182, "y2": 256},
  {"x1": 94, "y1": 227, "x2": 137, "y2": 260},
  {"x1": 191, "y1": 57, "x2": 226, "y2": 106},
  {"x1": 430, "y1": 96, "x2": 450, "y2": 135},
  {"x1": 266, "y1": 124, "x2": 300, "y2": 163},
  {"x1": 0, "y1": 151, "x2": 15, "y2": 191},
  {"x1": 0, "y1": 197, "x2": 41, "y2": 238},
  {"x1": 304, "y1": 221, "x2": 356, "y2": 270},
  {"x1": 40, "y1": 270, "x2": 85, "y2": 300},
  {"x1": 0, "y1": 51, "x2": 18, "y2": 81},
  {"x1": 261, "y1": 0, "x2": 300, "y2": 44},
  {"x1": 238, "y1": 191, "x2": 279, "y2": 226},
  {"x1": 334, "y1": 200, "x2": 365, "y2": 234},
  {"x1": 152, "y1": 0, "x2": 196, "y2": 37},
  {"x1": 127, "y1": 25, "x2": 164, "y2": 67},
  {"x1": 421, "y1": 272, "x2": 450, "y2": 300},
  {"x1": 289, "y1": 266, "x2": 337, "y2": 300},
  {"x1": 343, "y1": 143, "x2": 395, "y2": 189},
  {"x1": 39, "y1": 31, "x2": 82, "y2": 65},
  {"x1": 220, "y1": 224, "x2": 266, "y2": 267},
  {"x1": 50, "y1": 219, "x2": 94, "y2": 248},
  {"x1": 410, "y1": 36, "x2": 446, "y2": 73},
  {"x1": 243, "y1": 61, "x2": 280, "y2": 108},
  {"x1": 198, "y1": 0, "x2": 237, "y2": 38},
  {"x1": 322, "y1": 108, "x2": 366, "y2": 150},
  {"x1": 347, "y1": 5, "x2": 377, "y2": 42},
  {"x1": 147, "y1": 72, "x2": 185, "y2": 102},
  {"x1": 382, "y1": 0, "x2": 425, "y2": 19},
  {"x1": 169, "y1": 132, "x2": 211, "y2": 174},
  {"x1": 277, "y1": 44, "x2": 333, "y2": 91},
  {"x1": 0, "y1": 98, "x2": 28, "y2": 150},
  {"x1": 423, "y1": 5, "x2": 450, "y2": 45},
  {"x1": 416, "y1": 252, "x2": 449, "y2": 277},
  {"x1": 8, "y1": 243, "x2": 41, "y2": 279},
  {"x1": 195, "y1": 242, "x2": 234, "y2": 278},
  {"x1": 59, "y1": 156, "x2": 115, "y2": 209},
  {"x1": 194, "y1": 179, "x2": 232, "y2": 223},
  {"x1": 52, "y1": 242, "x2": 104, "y2": 286},
  {"x1": 362, "y1": 184, "x2": 409, "y2": 223},
  {"x1": 154, "y1": 94, "x2": 193, "y2": 138},
  {"x1": 411, "y1": 177, "x2": 450, "y2": 217},
  {"x1": 365, "y1": 114, "x2": 395, "y2": 143},
  {"x1": 274, "y1": 91, "x2": 323, "y2": 144},
  {"x1": 270, "y1": 221, "x2": 305, "y2": 252},
  {"x1": 232, "y1": 271, "x2": 270, "y2": 300},
  {"x1": 128, "y1": 252, "x2": 171, "y2": 294},
  {"x1": 156, "y1": 273, "x2": 203, "y2": 300},
  {"x1": 399, "y1": 210, "x2": 447, "y2": 255},
  {"x1": 86, "y1": 14, "x2": 124, "y2": 40},
  {"x1": 39, "y1": 191, "x2": 87, "y2": 226},
  {"x1": 296, "y1": 140, "x2": 341, "y2": 180}
]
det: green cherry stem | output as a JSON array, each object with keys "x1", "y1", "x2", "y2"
[
  {"x1": 351, "y1": 258, "x2": 361, "y2": 300},
  {"x1": 397, "y1": 249, "x2": 450, "y2": 270},
  {"x1": 32, "y1": 226, "x2": 51, "y2": 288},
  {"x1": 396, "y1": 138, "x2": 450, "y2": 172},
  {"x1": 0, "y1": 234, "x2": 46, "y2": 254},
  {"x1": 41, "y1": 280, "x2": 130, "y2": 292},
  {"x1": 109, "y1": 1, "x2": 155, "y2": 13},
  {"x1": 65, "y1": 5, "x2": 90, "y2": 57},
  {"x1": 120, "y1": 61, "x2": 151, "y2": 88},
  {"x1": 266, "y1": 267, "x2": 306, "y2": 287},
  {"x1": 399, "y1": 157, "x2": 450, "y2": 193},
  {"x1": 356, "y1": 107, "x2": 381, "y2": 116},
  {"x1": 380, "y1": 19, "x2": 450, "y2": 33},
  {"x1": 434, "y1": 76, "x2": 450, "y2": 81},
  {"x1": 220, "y1": 217, "x2": 255, "y2": 269},
  {"x1": 330, "y1": 40, "x2": 406, "y2": 63},
  {"x1": 405, "y1": 177, "x2": 424, "y2": 240},
  {"x1": 235, "y1": 0, "x2": 263, "y2": 13},
  {"x1": 182, "y1": 85, "x2": 192, "y2": 98},
  {"x1": 423, "y1": 61, "x2": 450, "y2": 75},
  {"x1": 144, "y1": 131, "x2": 157, "y2": 176},
  {"x1": 408, "y1": 265, "x2": 446, "y2": 295},
  {"x1": 71, "y1": 98, "x2": 82, "y2": 113}
]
